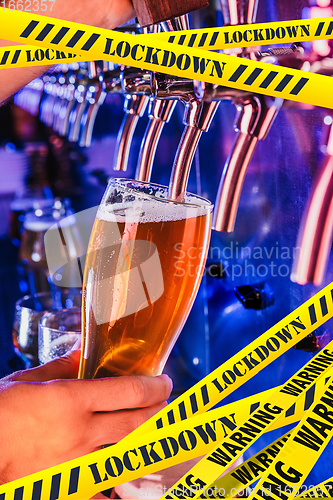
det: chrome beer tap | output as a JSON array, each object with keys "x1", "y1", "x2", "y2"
[
  {"x1": 113, "y1": 0, "x2": 209, "y2": 174},
  {"x1": 78, "y1": 61, "x2": 107, "y2": 148},
  {"x1": 55, "y1": 68, "x2": 78, "y2": 137},
  {"x1": 196, "y1": 0, "x2": 285, "y2": 231},
  {"x1": 135, "y1": 98, "x2": 177, "y2": 181},
  {"x1": 291, "y1": 116, "x2": 333, "y2": 286},
  {"x1": 135, "y1": 17, "x2": 187, "y2": 182},
  {"x1": 151, "y1": 73, "x2": 220, "y2": 200},
  {"x1": 112, "y1": 77, "x2": 150, "y2": 171},
  {"x1": 67, "y1": 62, "x2": 92, "y2": 143},
  {"x1": 212, "y1": 91, "x2": 282, "y2": 231}
]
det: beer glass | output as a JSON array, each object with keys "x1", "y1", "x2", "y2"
[
  {"x1": 79, "y1": 179, "x2": 212, "y2": 379},
  {"x1": 13, "y1": 288, "x2": 82, "y2": 367},
  {"x1": 38, "y1": 308, "x2": 81, "y2": 364}
]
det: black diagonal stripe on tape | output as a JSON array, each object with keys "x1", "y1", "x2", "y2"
[
  {"x1": 250, "y1": 402, "x2": 260, "y2": 413},
  {"x1": 0, "y1": 51, "x2": 9, "y2": 65},
  {"x1": 228, "y1": 64, "x2": 248, "y2": 83},
  {"x1": 209, "y1": 32, "x2": 219, "y2": 46},
  {"x1": 201, "y1": 384, "x2": 209, "y2": 405},
  {"x1": 320, "y1": 295, "x2": 329, "y2": 316},
  {"x1": 68, "y1": 467, "x2": 80, "y2": 495},
  {"x1": 190, "y1": 392, "x2": 198, "y2": 414},
  {"x1": 50, "y1": 474, "x2": 61, "y2": 500},
  {"x1": 14, "y1": 488, "x2": 24, "y2": 500},
  {"x1": 81, "y1": 33, "x2": 100, "y2": 51},
  {"x1": 66, "y1": 30, "x2": 85, "y2": 48},
  {"x1": 331, "y1": 288, "x2": 333, "y2": 303},
  {"x1": 304, "y1": 384, "x2": 315, "y2": 411},
  {"x1": 259, "y1": 70, "x2": 278, "y2": 89},
  {"x1": 20, "y1": 20, "x2": 39, "y2": 38},
  {"x1": 156, "y1": 417, "x2": 163, "y2": 429},
  {"x1": 167, "y1": 409, "x2": 175, "y2": 425},
  {"x1": 35, "y1": 23, "x2": 55, "y2": 41},
  {"x1": 178, "y1": 34, "x2": 186, "y2": 45},
  {"x1": 198, "y1": 32, "x2": 208, "y2": 47},
  {"x1": 0, "y1": 494, "x2": 4, "y2": 500},
  {"x1": 285, "y1": 403, "x2": 295, "y2": 417},
  {"x1": 326, "y1": 377, "x2": 331, "y2": 384},
  {"x1": 274, "y1": 75, "x2": 294, "y2": 92},
  {"x1": 309, "y1": 303, "x2": 317, "y2": 325},
  {"x1": 188, "y1": 33, "x2": 197, "y2": 47},
  {"x1": 179, "y1": 401, "x2": 187, "y2": 420},
  {"x1": 290, "y1": 77, "x2": 309, "y2": 96},
  {"x1": 275, "y1": 74, "x2": 293, "y2": 92},
  {"x1": 315, "y1": 21, "x2": 325, "y2": 37},
  {"x1": 168, "y1": 35, "x2": 175, "y2": 43},
  {"x1": 51, "y1": 27, "x2": 70, "y2": 44},
  {"x1": 326, "y1": 21, "x2": 333, "y2": 36},
  {"x1": 11, "y1": 50, "x2": 21, "y2": 64},
  {"x1": 244, "y1": 68, "x2": 263, "y2": 86},
  {"x1": 32, "y1": 480, "x2": 43, "y2": 500}
]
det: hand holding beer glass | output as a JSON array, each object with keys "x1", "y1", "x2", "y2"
[{"x1": 79, "y1": 179, "x2": 212, "y2": 379}]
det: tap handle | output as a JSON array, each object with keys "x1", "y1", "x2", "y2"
[{"x1": 132, "y1": 0, "x2": 208, "y2": 27}]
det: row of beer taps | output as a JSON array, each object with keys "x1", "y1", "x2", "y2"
[{"x1": 14, "y1": 0, "x2": 333, "y2": 288}]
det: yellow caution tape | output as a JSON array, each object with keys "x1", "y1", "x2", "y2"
[
  {"x1": 2, "y1": 17, "x2": 333, "y2": 66},
  {"x1": 0, "y1": 10, "x2": 333, "y2": 108},
  {"x1": 0, "y1": 44, "x2": 82, "y2": 65},
  {"x1": 207, "y1": 429, "x2": 293, "y2": 497},
  {"x1": 298, "y1": 476, "x2": 333, "y2": 497},
  {"x1": 161, "y1": 342, "x2": 333, "y2": 499},
  {"x1": 145, "y1": 17, "x2": 333, "y2": 51},
  {"x1": 246, "y1": 377, "x2": 333, "y2": 500},
  {"x1": 0, "y1": 285, "x2": 332, "y2": 499}
]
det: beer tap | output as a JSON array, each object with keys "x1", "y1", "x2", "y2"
[
  {"x1": 135, "y1": 17, "x2": 187, "y2": 183},
  {"x1": 67, "y1": 62, "x2": 93, "y2": 143},
  {"x1": 55, "y1": 70, "x2": 77, "y2": 137},
  {"x1": 78, "y1": 61, "x2": 107, "y2": 148},
  {"x1": 211, "y1": 89, "x2": 283, "y2": 232},
  {"x1": 151, "y1": 73, "x2": 220, "y2": 200},
  {"x1": 291, "y1": 117, "x2": 333, "y2": 286},
  {"x1": 113, "y1": 0, "x2": 209, "y2": 174},
  {"x1": 135, "y1": 98, "x2": 177, "y2": 181},
  {"x1": 220, "y1": 0, "x2": 258, "y2": 28},
  {"x1": 112, "y1": 91, "x2": 150, "y2": 172},
  {"x1": 195, "y1": 0, "x2": 285, "y2": 231}
]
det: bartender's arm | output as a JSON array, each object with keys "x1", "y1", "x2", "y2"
[
  {"x1": 0, "y1": 350, "x2": 172, "y2": 484},
  {"x1": 0, "y1": 0, "x2": 135, "y2": 103}
]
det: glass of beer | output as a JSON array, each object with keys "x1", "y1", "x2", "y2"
[{"x1": 79, "y1": 179, "x2": 212, "y2": 379}]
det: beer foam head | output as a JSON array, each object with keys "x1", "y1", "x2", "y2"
[
  {"x1": 97, "y1": 196, "x2": 211, "y2": 224},
  {"x1": 24, "y1": 214, "x2": 77, "y2": 231}
]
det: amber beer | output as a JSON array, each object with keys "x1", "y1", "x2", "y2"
[{"x1": 79, "y1": 180, "x2": 212, "y2": 379}]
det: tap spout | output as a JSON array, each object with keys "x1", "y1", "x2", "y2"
[
  {"x1": 136, "y1": 99, "x2": 177, "y2": 181},
  {"x1": 169, "y1": 100, "x2": 220, "y2": 200},
  {"x1": 113, "y1": 94, "x2": 149, "y2": 171},
  {"x1": 213, "y1": 95, "x2": 282, "y2": 232},
  {"x1": 292, "y1": 126, "x2": 333, "y2": 286}
]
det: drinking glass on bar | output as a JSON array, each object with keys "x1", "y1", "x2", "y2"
[
  {"x1": 13, "y1": 288, "x2": 82, "y2": 367},
  {"x1": 79, "y1": 179, "x2": 212, "y2": 379},
  {"x1": 38, "y1": 307, "x2": 81, "y2": 364}
]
